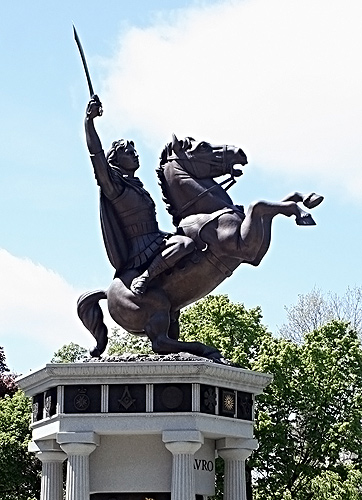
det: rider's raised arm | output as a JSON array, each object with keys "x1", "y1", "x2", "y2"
[{"x1": 84, "y1": 97, "x2": 121, "y2": 200}]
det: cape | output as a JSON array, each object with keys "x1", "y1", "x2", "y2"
[
  {"x1": 99, "y1": 169, "x2": 158, "y2": 273},
  {"x1": 100, "y1": 191, "x2": 128, "y2": 272}
]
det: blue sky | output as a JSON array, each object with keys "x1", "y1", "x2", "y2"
[{"x1": 1, "y1": 0, "x2": 361, "y2": 374}]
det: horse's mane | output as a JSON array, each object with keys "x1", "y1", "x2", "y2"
[{"x1": 157, "y1": 137, "x2": 194, "y2": 227}]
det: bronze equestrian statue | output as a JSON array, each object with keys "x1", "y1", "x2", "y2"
[{"x1": 77, "y1": 96, "x2": 323, "y2": 361}]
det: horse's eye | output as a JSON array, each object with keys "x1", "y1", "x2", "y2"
[{"x1": 198, "y1": 141, "x2": 209, "y2": 149}]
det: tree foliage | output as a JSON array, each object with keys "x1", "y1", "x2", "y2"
[
  {"x1": 180, "y1": 294, "x2": 270, "y2": 368},
  {"x1": 107, "y1": 327, "x2": 153, "y2": 355},
  {"x1": 51, "y1": 342, "x2": 88, "y2": 363},
  {"x1": 279, "y1": 286, "x2": 362, "y2": 342},
  {"x1": 252, "y1": 320, "x2": 362, "y2": 500},
  {"x1": 0, "y1": 390, "x2": 41, "y2": 500}
]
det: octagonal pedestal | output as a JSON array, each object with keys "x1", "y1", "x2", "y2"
[{"x1": 19, "y1": 357, "x2": 271, "y2": 500}]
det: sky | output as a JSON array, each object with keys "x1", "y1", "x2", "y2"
[{"x1": 1, "y1": 0, "x2": 361, "y2": 375}]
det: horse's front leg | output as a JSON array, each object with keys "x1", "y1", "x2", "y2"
[
  {"x1": 145, "y1": 310, "x2": 222, "y2": 361},
  {"x1": 240, "y1": 195, "x2": 320, "y2": 266}
]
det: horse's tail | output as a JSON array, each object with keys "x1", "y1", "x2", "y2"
[{"x1": 77, "y1": 290, "x2": 108, "y2": 357}]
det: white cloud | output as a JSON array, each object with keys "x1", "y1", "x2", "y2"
[
  {"x1": 100, "y1": 0, "x2": 362, "y2": 201},
  {"x1": 0, "y1": 249, "x2": 94, "y2": 372}
]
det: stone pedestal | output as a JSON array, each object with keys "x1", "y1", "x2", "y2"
[{"x1": 19, "y1": 356, "x2": 271, "y2": 500}]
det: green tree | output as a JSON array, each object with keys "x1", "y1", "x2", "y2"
[
  {"x1": 0, "y1": 390, "x2": 41, "y2": 499},
  {"x1": 252, "y1": 320, "x2": 362, "y2": 500},
  {"x1": 51, "y1": 342, "x2": 88, "y2": 363},
  {"x1": 180, "y1": 294, "x2": 270, "y2": 368},
  {"x1": 107, "y1": 327, "x2": 152, "y2": 355}
]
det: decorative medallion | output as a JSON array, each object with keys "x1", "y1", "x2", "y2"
[
  {"x1": 118, "y1": 386, "x2": 136, "y2": 410},
  {"x1": 32, "y1": 402, "x2": 39, "y2": 421},
  {"x1": 73, "y1": 387, "x2": 90, "y2": 411},
  {"x1": 237, "y1": 391, "x2": 253, "y2": 420},
  {"x1": 220, "y1": 389, "x2": 236, "y2": 416},
  {"x1": 203, "y1": 387, "x2": 217, "y2": 411},
  {"x1": 154, "y1": 383, "x2": 192, "y2": 412},
  {"x1": 44, "y1": 395, "x2": 52, "y2": 418},
  {"x1": 161, "y1": 386, "x2": 183, "y2": 409},
  {"x1": 224, "y1": 394, "x2": 235, "y2": 411}
]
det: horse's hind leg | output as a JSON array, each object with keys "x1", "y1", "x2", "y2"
[
  {"x1": 168, "y1": 310, "x2": 180, "y2": 340},
  {"x1": 145, "y1": 310, "x2": 222, "y2": 361}
]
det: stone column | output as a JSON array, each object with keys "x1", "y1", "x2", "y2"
[
  {"x1": 57, "y1": 432, "x2": 99, "y2": 500},
  {"x1": 163, "y1": 430, "x2": 203, "y2": 500},
  {"x1": 217, "y1": 438, "x2": 258, "y2": 500},
  {"x1": 29, "y1": 440, "x2": 66, "y2": 500}
]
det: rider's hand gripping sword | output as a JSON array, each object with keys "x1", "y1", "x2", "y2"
[{"x1": 73, "y1": 24, "x2": 103, "y2": 116}]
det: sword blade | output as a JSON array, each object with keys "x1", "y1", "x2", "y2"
[{"x1": 73, "y1": 24, "x2": 95, "y2": 97}]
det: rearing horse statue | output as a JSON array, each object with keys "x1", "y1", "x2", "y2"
[{"x1": 78, "y1": 102, "x2": 323, "y2": 362}]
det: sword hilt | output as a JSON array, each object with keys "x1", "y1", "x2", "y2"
[{"x1": 91, "y1": 94, "x2": 103, "y2": 117}]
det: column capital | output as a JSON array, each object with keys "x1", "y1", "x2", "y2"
[
  {"x1": 162, "y1": 429, "x2": 204, "y2": 444},
  {"x1": 57, "y1": 432, "x2": 100, "y2": 456},
  {"x1": 29, "y1": 439, "x2": 66, "y2": 463},
  {"x1": 162, "y1": 430, "x2": 203, "y2": 455},
  {"x1": 217, "y1": 437, "x2": 258, "y2": 461}
]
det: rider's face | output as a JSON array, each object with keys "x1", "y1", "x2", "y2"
[{"x1": 116, "y1": 141, "x2": 140, "y2": 173}]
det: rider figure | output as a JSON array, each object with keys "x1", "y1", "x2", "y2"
[{"x1": 85, "y1": 96, "x2": 195, "y2": 294}]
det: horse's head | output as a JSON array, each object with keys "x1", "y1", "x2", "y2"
[
  {"x1": 160, "y1": 134, "x2": 248, "y2": 177},
  {"x1": 158, "y1": 135, "x2": 248, "y2": 226}
]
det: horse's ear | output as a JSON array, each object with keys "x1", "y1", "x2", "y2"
[{"x1": 172, "y1": 133, "x2": 182, "y2": 155}]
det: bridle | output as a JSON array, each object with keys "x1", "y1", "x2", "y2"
[{"x1": 167, "y1": 145, "x2": 238, "y2": 219}]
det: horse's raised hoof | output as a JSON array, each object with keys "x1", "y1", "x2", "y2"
[
  {"x1": 303, "y1": 193, "x2": 324, "y2": 209},
  {"x1": 296, "y1": 213, "x2": 316, "y2": 226}
]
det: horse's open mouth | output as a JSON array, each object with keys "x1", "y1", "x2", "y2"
[{"x1": 232, "y1": 167, "x2": 243, "y2": 177}]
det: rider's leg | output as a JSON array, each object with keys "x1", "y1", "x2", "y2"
[{"x1": 131, "y1": 235, "x2": 195, "y2": 294}]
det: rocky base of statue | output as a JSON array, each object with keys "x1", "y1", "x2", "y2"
[{"x1": 83, "y1": 352, "x2": 233, "y2": 365}]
